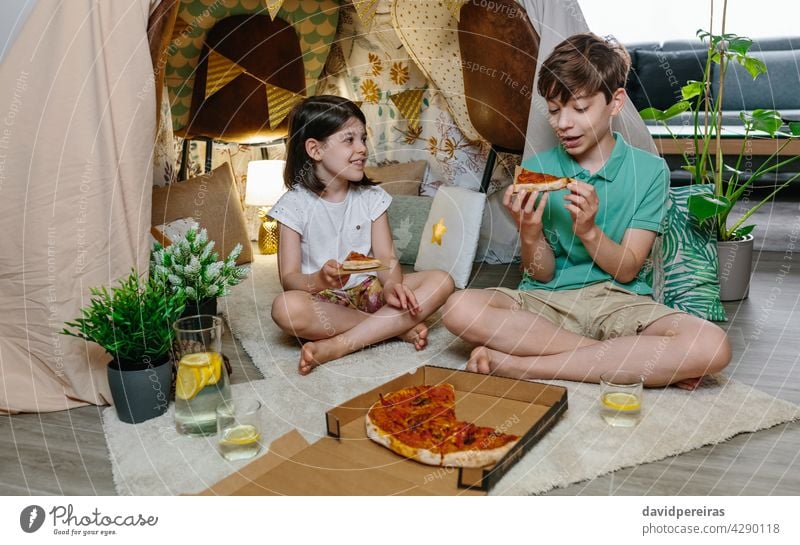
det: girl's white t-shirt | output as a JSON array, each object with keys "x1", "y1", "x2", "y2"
[{"x1": 269, "y1": 184, "x2": 392, "y2": 289}]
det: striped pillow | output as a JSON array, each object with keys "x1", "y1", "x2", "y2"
[{"x1": 652, "y1": 185, "x2": 727, "y2": 321}]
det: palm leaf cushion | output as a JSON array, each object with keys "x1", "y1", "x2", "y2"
[{"x1": 652, "y1": 184, "x2": 727, "y2": 321}]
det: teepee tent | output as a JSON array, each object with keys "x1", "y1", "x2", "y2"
[{"x1": 0, "y1": 0, "x2": 655, "y2": 414}]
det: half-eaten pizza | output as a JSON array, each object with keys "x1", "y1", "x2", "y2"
[
  {"x1": 513, "y1": 166, "x2": 573, "y2": 192},
  {"x1": 342, "y1": 251, "x2": 382, "y2": 271},
  {"x1": 365, "y1": 384, "x2": 520, "y2": 468}
]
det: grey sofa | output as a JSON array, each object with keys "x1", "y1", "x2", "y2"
[
  {"x1": 625, "y1": 37, "x2": 800, "y2": 185},
  {"x1": 626, "y1": 37, "x2": 800, "y2": 124}
]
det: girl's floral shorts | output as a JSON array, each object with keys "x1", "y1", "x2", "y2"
[{"x1": 313, "y1": 276, "x2": 385, "y2": 314}]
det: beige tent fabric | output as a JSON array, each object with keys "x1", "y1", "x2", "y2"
[
  {"x1": 0, "y1": 0, "x2": 155, "y2": 413},
  {"x1": 521, "y1": 0, "x2": 657, "y2": 159}
]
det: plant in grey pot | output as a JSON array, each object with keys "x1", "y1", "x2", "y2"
[
  {"x1": 151, "y1": 227, "x2": 249, "y2": 317},
  {"x1": 62, "y1": 271, "x2": 186, "y2": 424},
  {"x1": 640, "y1": 0, "x2": 800, "y2": 300}
]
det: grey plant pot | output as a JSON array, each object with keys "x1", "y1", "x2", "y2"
[
  {"x1": 717, "y1": 234, "x2": 754, "y2": 302},
  {"x1": 181, "y1": 297, "x2": 217, "y2": 318},
  {"x1": 107, "y1": 357, "x2": 172, "y2": 424}
]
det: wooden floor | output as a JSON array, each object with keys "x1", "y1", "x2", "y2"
[{"x1": 2, "y1": 252, "x2": 798, "y2": 495}]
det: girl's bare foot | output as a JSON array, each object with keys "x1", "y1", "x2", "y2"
[
  {"x1": 399, "y1": 323, "x2": 428, "y2": 351},
  {"x1": 298, "y1": 338, "x2": 350, "y2": 375}
]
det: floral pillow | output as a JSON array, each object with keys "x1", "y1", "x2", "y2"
[{"x1": 652, "y1": 184, "x2": 727, "y2": 321}]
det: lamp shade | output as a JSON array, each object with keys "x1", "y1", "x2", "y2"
[{"x1": 245, "y1": 160, "x2": 286, "y2": 206}]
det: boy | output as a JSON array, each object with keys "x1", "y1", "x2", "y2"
[{"x1": 442, "y1": 33, "x2": 730, "y2": 387}]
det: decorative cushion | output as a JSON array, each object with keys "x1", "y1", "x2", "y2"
[
  {"x1": 364, "y1": 160, "x2": 427, "y2": 196},
  {"x1": 151, "y1": 162, "x2": 253, "y2": 265},
  {"x1": 414, "y1": 186, "x2": 486, "y2": 289},
  {"x1": 387, "y1": 195, "x2": 433, "y2": 265},
  {"x1": 475, "y1": 188, "x2": 521, "y2": 264},
  {"x1": 150, "y1": 217, "x2": 199, "y2": 248},
  {"x1": 631, "y1": 49, "x2": 707, "y2": 111},
  {"x1": 652, "y1": 185, "x2": 726, "y2": 321}
]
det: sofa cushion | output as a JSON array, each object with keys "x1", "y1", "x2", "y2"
[
  {"x1": 631, "y1": 49, "x2": 707, "y2": 111},
  {"x1": 714, "y1": 50, "x2": 800, "y2": 112}
]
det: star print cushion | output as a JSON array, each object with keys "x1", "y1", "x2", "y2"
[{"x1": 414, "y1": 186, "x2": 486, "y2": 288}]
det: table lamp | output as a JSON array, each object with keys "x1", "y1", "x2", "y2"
[{"x1": 245, "y1": 159, "x2": 286, "y2": 254}]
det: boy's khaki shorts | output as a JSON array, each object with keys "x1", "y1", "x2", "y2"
[{"x1": 490, "y1": 282, "x2": 683, "y2": 340}]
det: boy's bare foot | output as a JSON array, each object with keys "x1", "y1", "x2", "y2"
[
  {"x1": 399, "y1": 323, "x2": 428, "y2": 351},
  {"x1": 466, "y1": 346, "x2": 530, "y2": 379},
  {"x1": 298, "y1": 338, "x2": 350, "y2": 375},
  {"x1": 673, "y1": 375, "x2": 708, "y2": 390}
]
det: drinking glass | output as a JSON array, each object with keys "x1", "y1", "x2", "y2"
[
  {"x1": 600, "y1": 371, "x2": 643, "y2": 427},
  {"x1": 216, "y1": 398, "x2": 263, "y2": 461},
  {"x1": 173, "y1": 315, "x2": 231, "y2": 436}
]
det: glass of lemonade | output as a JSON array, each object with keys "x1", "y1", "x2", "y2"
[
  {"x1": 600, "y1": 371, "x2": 643, "y2": 427},
  {"x1": 216, "y1": 398, "x2": 263, "y2": 461},
  {"x1": 173, "y1": 315, "x2": 231, "y2": 436}
]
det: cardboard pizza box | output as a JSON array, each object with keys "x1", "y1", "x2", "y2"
[
  {"x1": 202, "y1": 366, "x2": 567, "y2": 495},
  {"x1": 325, "y1": 366, "x2": 568, "y2": 493}
]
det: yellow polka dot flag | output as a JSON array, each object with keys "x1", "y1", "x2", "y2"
[
  {"x1": 266, "y1": 84, "x2": 304, "y2": 129},
  {"x1": 204, "y1": 50, "x2": 246, "y2": 100},
  {"x1": 389, "y1": 89, "x2": 425, "y2": 130}
]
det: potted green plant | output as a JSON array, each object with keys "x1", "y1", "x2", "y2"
[
  {"x1": 62, "y1": 271, "x2": 186, "y2": 424},
  {"x1": 150, "y1": 227, "x2": 249, "y2": 317},
  {"x1": 640, "y1": 1, "x2": 800, "y2": 300}
]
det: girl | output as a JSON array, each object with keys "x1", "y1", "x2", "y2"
[{"x1": 269, "y1": 95, "x2": 454, "y2": 375}]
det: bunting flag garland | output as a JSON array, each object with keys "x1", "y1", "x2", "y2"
[
  {"x1": 444, "y1": 0, "x2": 468, "y2": 21},
  {"x1": 266, "y1": 84, "x2": 304, "y2": 128},
  {"x1": 389, "y1": 89, "x2": 425, "y2": 130},
  {"x1": 265, "y1": 0, "x2": 284, "y2": 20},
  {"x1": 352, "y1": 0, "x2": 378, "y2": 28},
  {"x1": 204, "y1": 50, "x2": 246, "y2": 99}
]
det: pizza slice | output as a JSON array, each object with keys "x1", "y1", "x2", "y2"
[
  {"x1": 513, "y1": 166, "x2": 573, "y2": 193},
  {"x1": 342, "y1": 251, "x2": 382, "y2": 271},
  {"x1": 365, "y1": 384, "x2": 520, "y2": 468}
]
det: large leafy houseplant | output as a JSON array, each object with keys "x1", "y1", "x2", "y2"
[
  {"x1": 150, "y1": 227, "x2": 249, "y2": 305},
  {"x1": 639, "y1": 0, "x2": 800, "y2": 241},
  {"x1": 62, "y1": 271, "x2": 186, "y2": 370}
]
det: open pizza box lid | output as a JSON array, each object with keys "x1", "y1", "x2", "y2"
[{"x1": 199, "y1": 366, "x2": 567, "y2": 495}]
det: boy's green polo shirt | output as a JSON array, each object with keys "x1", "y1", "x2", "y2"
[{"x1": 519, "y1": 133, "x2": 669, "y2": 295}]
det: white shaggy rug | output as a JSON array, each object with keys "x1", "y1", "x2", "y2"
[{"x1": 102, "y1": 255, "x2": 800, "y2": 495}]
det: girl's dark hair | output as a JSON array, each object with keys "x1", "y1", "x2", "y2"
[
  {"x1": 537, "y1": 33, "x2": 631, "y2": 104},
  {"x1": 283, "y1": 95, "x2": 372, "y2": 193}
]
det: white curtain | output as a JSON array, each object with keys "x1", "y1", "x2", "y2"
[{"x1": 0, "y1": 0, "x2": 155, "y2": 413}]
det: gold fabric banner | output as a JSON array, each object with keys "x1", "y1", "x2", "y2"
[
  {"x1": 266, "y1": 84, "x2": 304, "y2": 129},
  {"x1": 389, "y1": 89, "x2": 425, "y2": 130},
  {"x1": 204, "y1": 50, "x2": 246, "y2": 99},
  {"x1": 265, "y1": 0, "x2": 284, "y2": 20},
  {"x1": 444, "y1": 0, "x2": 468, "y2": 21},
  {"x1": 352, "y1": 0, "x2": 378, "y2": 28}
]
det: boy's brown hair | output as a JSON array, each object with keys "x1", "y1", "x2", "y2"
[{"x1": 537, "y1": 33, "x2": 631, "y2": 104}]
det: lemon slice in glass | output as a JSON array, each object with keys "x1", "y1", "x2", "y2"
[
  {"x1": 219, "y1": 424, "x2": 261, "y2": 446},
  {"x1": 175, "y1": 365, "x2": 203, "y2": 400},
  {"x1": 601, "y1": 392, "x2": 641, "y2": 411}
]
